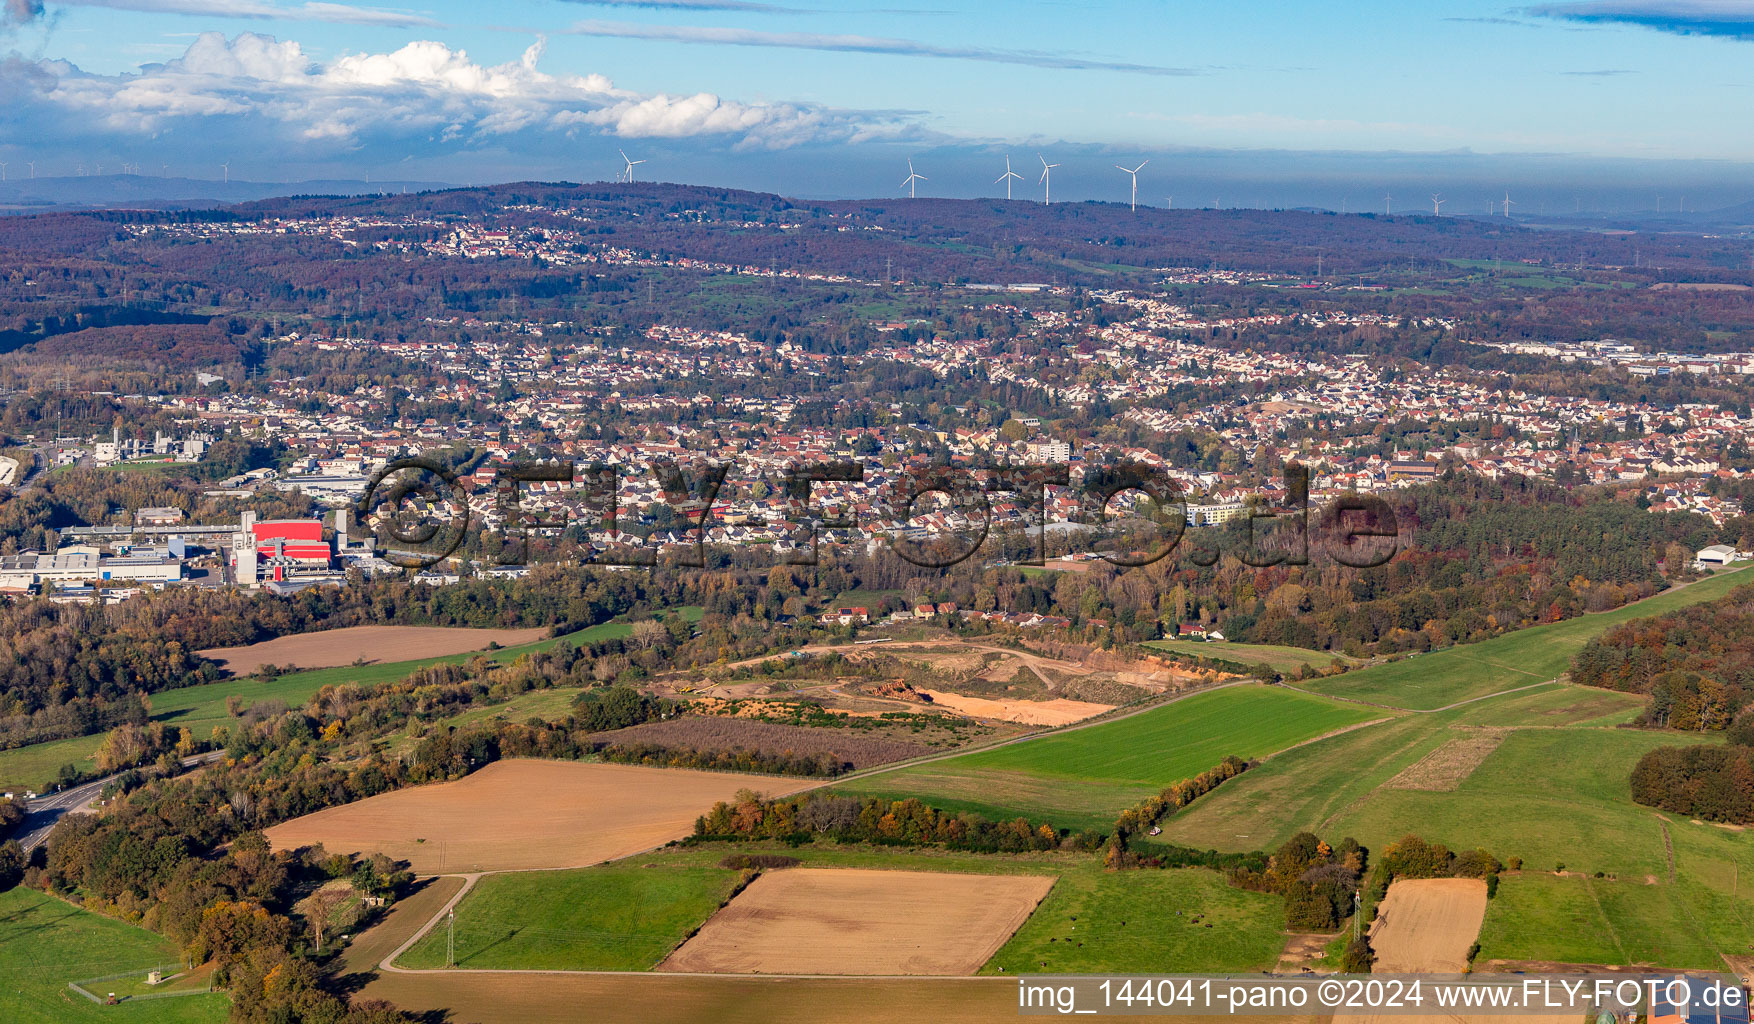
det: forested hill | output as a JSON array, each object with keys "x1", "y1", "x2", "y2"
[
  {"x1": 237, "y1": 182, "x2": 1753, "y2": 281},
  {"x1": 4, "y1": 182, "x2": 1753, "y2": 383},
  {"x1": 1574, "y1": 583, "x2": 1754, "y2": 731},
  {"x1": 37, "y1": 180, "x2": 1747, "y2": 285}
]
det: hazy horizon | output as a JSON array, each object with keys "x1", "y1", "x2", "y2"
[{"x1": 4, "y1": 1, "x2": 1754, "y2": 209}]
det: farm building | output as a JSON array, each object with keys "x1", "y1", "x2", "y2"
[
  {"x1": 819, "y1": 606, "x2": 869, "y2": 626},
  {"x1": 1696, "y1": 544, "x2": 1742, "y2": 569}
]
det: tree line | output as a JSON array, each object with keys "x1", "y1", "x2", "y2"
[
  {"x1": 1629, "y1": 717, "x2": 1754, "y2": 822},
  {"x1": 1572, "y1": 584, "x2": 1754, "y2": 731}
]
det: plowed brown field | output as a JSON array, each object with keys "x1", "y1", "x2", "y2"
[
  {"x1": 659, "y1": 868, "x2": 1054, "y2": 975},
  {"x1": 199, "y1": 624, "x2": 549, "y2": 675},
  {"x1": 265, "y1": 760, "x2": 817, "y2": 872}
]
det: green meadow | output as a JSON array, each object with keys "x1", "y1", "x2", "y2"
[
  {"x1": 0, "y1": 887, "x2": 229, "y2": 1024},
  {"x1": 1302, "y1": 566, "x2": 1753, "y2": 710},
  {"x1": 1150, "y1": 678, "x2": 1754, "y2": 970},
  {"x1": 398, "y1": 842, "x2": 1287, "y2": 976},
  {"x1": 397, "y1": 864, "x2": 740, "y2": 971},
  {"x1": 835, "y1": 684, "x2": 1389, "y2": 831},
  {"x1": 1140, "y1": 638, "x2": 1349, "y2": 674},
  {"x1": 984, "y1": 865, "x2": 1284, "y2": 975}
]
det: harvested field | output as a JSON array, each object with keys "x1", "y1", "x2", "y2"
[
  {"x1": 1367, "y1": 878, "x2": 1488, "y2": 973},
  {"x1": 1385, "y1": 730, "x2": 1506, "y2": 791},
  {"x1": 199, "y1": 625, "x2": 549, "y2": 675},
  {"x1": 659, "y1": 868, "x2": 1055, "y2": 975},
  {"x1": 915, "y1": 689, "x2": 1113, "y2": 726},
  {"x1": 587, "y1": 718, "x2": 935, "y2": 770},
  {"x1": 265, "y1": 759, "x2": 816, "y2": 873},
  {"x1": 1345, "y1": 889, "x2": 1568, "y2": 1024}
]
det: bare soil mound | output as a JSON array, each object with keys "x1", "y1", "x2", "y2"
[{"x1": 915, "y1": 689, "x2": 1113, "y2": 726}]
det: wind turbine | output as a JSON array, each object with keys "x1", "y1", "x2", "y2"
[
  {"x1": 221, "y1": 161, "x2": 229, "y2": 184},
  {"x1": 1114, "y1": 159, "x2": 1148, "y2": 212},
  {"x1": 1037, "y1": 154, "x2": 1059, "y2": 205},
  {"x1": 27, "y1": 161, "x2": 34, "y2": 178},
  {"x1": 900, "y1": 158, "x2": 925, "y2": 198},
  {"x1": 619, "y1": 149, "x2": 645, "y2": 183},
  {"x1": 995, "y1": 156, "x2": 1022, "y2": 200},
  {"x1": 1502, "y1": 191, "x2": 1515, "y2": 218},
  {"x1": 1163, "y1": 196, "x2": 1173, "y2": 210},
  {"x1": 1, "y1": 163, "x2": 7, "y2": 182},
  {"x1": 1383, "y1": 193, "x2": 1392, "y2": 214},
  {"x1": 1431, "y1": 193, "x2": 1445, "y2": 216}
]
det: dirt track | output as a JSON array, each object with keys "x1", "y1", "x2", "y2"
[
  {"x1": 659, "y1": 868, "x2": 1055, "y2": 975},
  {"x1": 265, "y1": 760, "x2": 817, "y2": 873},
  {"x1": 199, "y1": 624, "x2": 549, "y2": 675}
]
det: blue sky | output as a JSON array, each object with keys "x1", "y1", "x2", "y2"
[{"x1": 2, "y1": 0, "x2": 1752, "y2": 207}]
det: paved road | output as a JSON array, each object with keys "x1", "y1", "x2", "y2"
[
  {"x1": 11, "y1": 750, "x2": 224, "y2": 854},
  {"x1": 10, "y1": 447, "x2": 47, "y2": 490}
]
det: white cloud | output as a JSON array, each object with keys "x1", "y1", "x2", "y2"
[{"x1": 1, "y1": 31, "x2": 901, "y2": 150}]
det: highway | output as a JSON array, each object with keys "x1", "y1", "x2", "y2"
[{"x1": 10, "y1": 750, "x2": 224, "y2": 854}]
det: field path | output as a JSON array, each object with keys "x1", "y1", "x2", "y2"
[
  {"x1": 1256, "y1": 717, "x2": 1393, "y2": 762},
  {"x1": 1657, "y1": 816, "x2": 1676, "y2": 884},
  {"x1": 380, "y1": 873, "x2": 480, "y2": 972}
]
